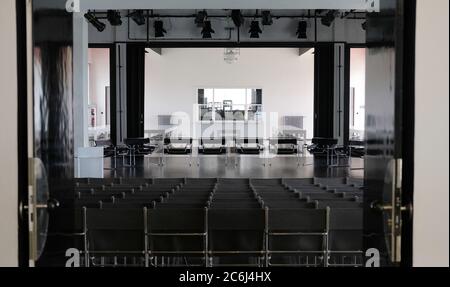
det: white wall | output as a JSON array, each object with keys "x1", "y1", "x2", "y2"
[
  {"x1": 88, "y1": 48, "x2": 110, "y2": 127},
  {"x1": 0, "y1": 0, "x2": 18, "y2": 267},
  {"x1": 413, "y1": 0, "x2": 449, "y2": 267},
  {"x1": 349, "y1": 48, "x2": 366, "y2": 135},
  {"x1": 145, "y1": 48, "x2": 314, "y2": 138}
]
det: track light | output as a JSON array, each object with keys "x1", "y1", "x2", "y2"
[
  {"x1": 129, "y1": 10, "x2": 146, "y2": 26},
  {"x1": 296, "y1": 21, "x2": 308, "y2": 39},
  {"x1": 195, "y1": 10, "x2": 208, "y2": 27},
  {"x1": 231, "y1": 10, "x2": 244, "y2": 27},
  {"x1": 321, "y1": 10, "x2": 338, "y2": 27},
  {"x1": 84, "y1": 12, "x2": 106, "y2": 32},
  {"x1": 361, "y1": 21, "x2": 367, "y2": 30},
  {"x1": 107, "y1": 10, "x2": 122, "y2": 26},
  {"x1": 261, "y1": 11, "x2": 273, "y2": 26},
  {"x1": 154, "y1": 20, "x2": 167, "y2": 37},
  {"x1": 201, "y1": 20, "x2": 215, "y2": 39},
  {"x1": 249, "y1": 21, "x2": 262, "y2": 38}
]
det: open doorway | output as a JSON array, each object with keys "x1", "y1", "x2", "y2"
[
  {"x1": 349, "y1": 48, "x2": 366, "y2": 141},
  {"x1": 20, "y1": 2, "x2": 416, "y2": 268},
  {"x1": 88, "y1": 47, "x2": 111, "y2": 145}
]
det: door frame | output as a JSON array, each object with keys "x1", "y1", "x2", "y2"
[
  {"x1": 16, "y1": 0, "x2": 29, "y2": 267},
  {"x1": 16, "y1": 3, "x2": 416, "y2": 266}
]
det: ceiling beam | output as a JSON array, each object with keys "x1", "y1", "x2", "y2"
[{"x1": 79, "y1": 0, "x2": 379, "y2": 12}]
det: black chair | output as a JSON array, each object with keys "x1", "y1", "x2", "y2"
[
  {"x1": 208, "y1": 209, "x2": 265, "y2": 266},
  {"x1": 235, "y1": 138, "x2": 264, "y2": 155},
  {"x1": 316, "y1": 201, "x2": 363, "y2": 209},
  {"x1": 94, "y1": 139, "x2": 116, "y2": 158},
  {"x1": 267, "y1": 208, "x2": 329, "y2": 267},
  {"x1": 269, "y1": 137, "x2": 299, "y2": 155},
  {"x1": 307, "y1": 138, "x2": 338, "y2": 158},
  {"x1": 84, "y1": 208, "x2": 145, "y2": 267},
  {"x1": 46, "y1": 208, "x2": 85, "y2": 261},
  {"x1": 163, "y1": 138, "x2": 193, "y2": 154},
  {"x1": 199, "y1": 137, "x2": 227, "y2": 155},
  {"x1": 147, "y1": 208, "x2": 208, "y2": 267},
  {"x1": 328, "y1": 208, "x2": 364, "y2": 267}
]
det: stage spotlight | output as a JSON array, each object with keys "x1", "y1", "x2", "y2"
[
  {"x1": 296, "y1": 21, "x2": 308, "y2": 39},
  {"x1": 195, "y1": 10, "x2": 208, "y2": 26},
  {"x1": 249, "y1": 21, "x2": 262, "y2": 38},
  {"x1": 84, "y1": 12, "x2": 106, "y2": 32},
  {"x1": 321, "y1": 10, "x2": 338, "y2": 27},
  {"x1": 154, "y1": 20, "x2": 167, "y2": 37},
  {"x1": 361, "y1": 21, "x2": 367, "y2": 30},
  {"x1": 201, "y1": 20, "x2": 215, "y2": 38},
  {"x1": 130, "y1": 10, "x2": 146, "y2": 26},
  {"x1": 261, "y1": 11, "x2": 273, "y2": 25},
  {"x1": 231, "y1": 10, "x2": 244, "y2": 27},
  {"x1": 107, "y1": 10, "x2": 122, "y2": 26}
]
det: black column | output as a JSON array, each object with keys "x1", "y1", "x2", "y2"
[
  {"x1": 314, "y1": 44, "x2": 335, "y2": 138},
  {"x1": 126, "y1": 44, "x2": 146, "y2": 138}
]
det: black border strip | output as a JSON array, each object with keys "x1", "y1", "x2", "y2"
[{"x1": 16, "y1": 0, "x2": 29, "y2": 267}]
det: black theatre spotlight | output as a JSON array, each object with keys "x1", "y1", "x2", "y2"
[
  {"x1": 321, "y1": 10, "x2": 339, "y2": 27},
  {"x1": 107, "y1": 10, "x2": 122, "y2": 26},
  {"x1": 201, "y1": 20, "x2": 215, "y2": 38},
  {"x1": 361, "y1": 21, "x2": 367, "y2": 30},
  {"x1": 84, "y1": 11, "x2": 106, "y2": 32},
  {"x1": 261, "y1": 11, "x2": 273, "y2": 26},
  {"x1": 129, "y1": 10, "x2": 146, "y2": 26},
  {"x1": 154, "y1": 20, "x2": 167, "y2": 37},
  {"x1": 195, "y1": 10, "x2": 208, "y2": 26},
  {"x1": 249, "y1": 20, "x2": 262, "y2": 38},
  {"x1": 231, "y1": 10, "x2": 244, "y2": 27},
  {"x1": 296, "y1": 21, "x2": 308, "y2": 39}
]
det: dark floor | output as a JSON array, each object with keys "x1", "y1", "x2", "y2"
[{"x1": 103, "y1": 155, "x2": 364, "y2": 179}]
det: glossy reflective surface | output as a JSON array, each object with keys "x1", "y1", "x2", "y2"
[
  {"x1": 364, "y1": 0, "x2": 403, "y2": 266},
  {"x1": 33, "y1": 0, "x2": 74, "y2": 266}
]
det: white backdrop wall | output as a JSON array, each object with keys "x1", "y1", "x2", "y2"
[
  {"x1": 144, "y1": 48, "x2": 314, "y2": 138},
  {"x1": 88, "y1": 48, "x2": 110, "y2": 127},
  {"x1": 349, "y1": 48, "x2": 366, "y2": 135}
]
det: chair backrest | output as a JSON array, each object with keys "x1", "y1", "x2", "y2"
[
  {"x1": 208, "y1": 209, "x2": 265, "y2": 230},
  {"x1": 94, "y1": 139, "x2": 113, "y2": 147},
  {"x1": 124, "y1": 137, "x2": 150, "y2": 147},
  {"x1": 268, "y1": 209, "x2": 327, "y2": 232},
  {"x1": 317, "y1": 201, "x2": 363, "y2": 209},
  {"x1": 210, "y1": 202, "x2": 262, "y2": 209},
  {"x1": 85, "y1": 208, "x2": 144, "y2": 230},
  {"x1": 201, "y1": 137, "x2": 226, "y2": 145},
  {"x1": 269, "y1": 137, "x2": 297, "y2": 145},
  {"x1": 311, "y1": 137, "x2": 338, "y2": 146},
  {"x1": 164, "y1": 137, "x2": 193, "y2": 145},
  {"x1": 234, "y1": 138, "x2": 262, "y2": 145},
  {"x1": 185, "y1": 178, "x2": 217, "y2": 185},
  {"x1": 148, "y1": 208, "x2": 206, "y2": 231},
  {"x1": 329, "y1": 208, "x2": 363, "y2": 230}
]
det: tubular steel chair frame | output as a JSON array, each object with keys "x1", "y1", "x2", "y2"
[
  {"x1": 264, "y1": 207, "x2": 331, "y2": 267},
  {"x1": 145, "y1": 207, "x2": 209, "y2": 267}
]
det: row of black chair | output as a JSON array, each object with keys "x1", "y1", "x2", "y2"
[{"x1": 80, "y1": 206, "x2": 363, "y2": 267}]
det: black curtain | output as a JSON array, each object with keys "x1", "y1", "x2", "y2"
[
  {"x1": 109, "y1": 45, "x2": 117, "y2": 145},
  {"x1": 314, "y1": 44, "x2": 335, "y2": 138},
  {"x1": 126, "y1": 44, "x2": 146, "y2": 138}
]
